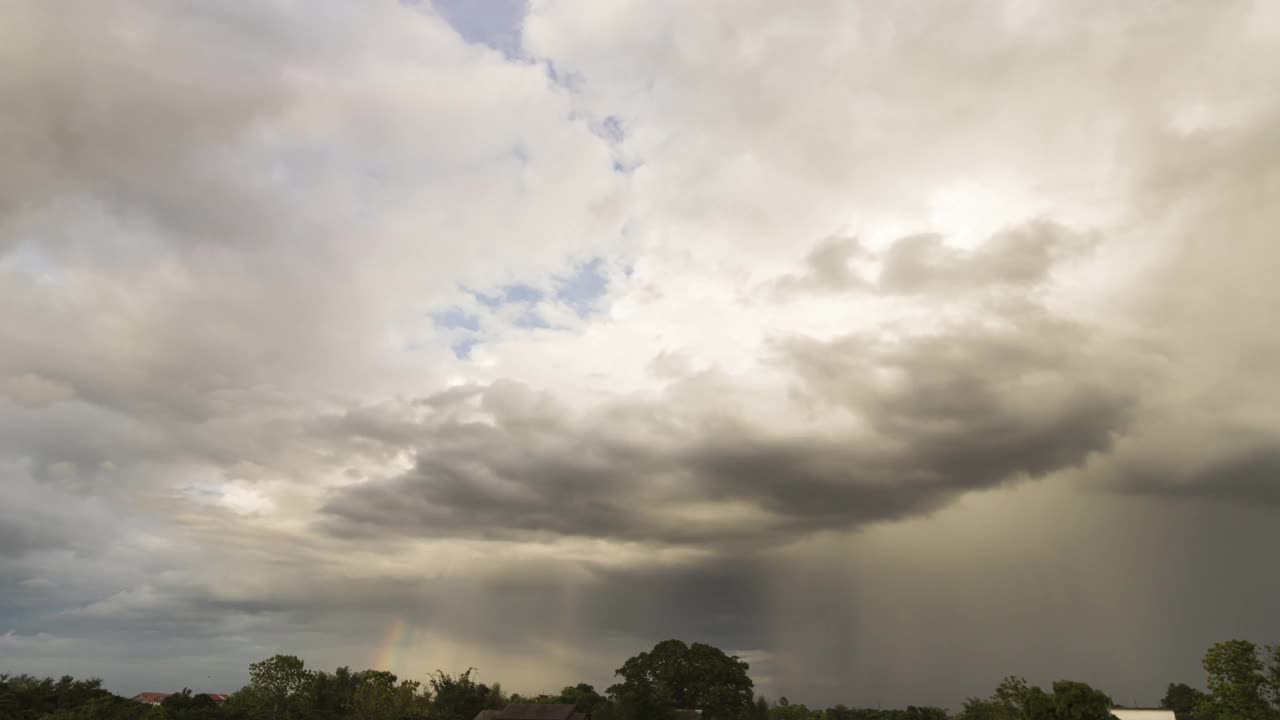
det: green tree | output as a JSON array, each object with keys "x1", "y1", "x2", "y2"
[
  {"x1": 993, "y1": 677, "x2": 1032, "y2": 713},
  {"x1": 1048, "y1": 680, "x2": 1113, "y2": 720},
  {"x1": 350, "y1": 670, "x2": 429, "y2": 720},
  {"x1": 0, "y1": 672, "x2": 163, "y2": 720},
  {"x1": 957, "y1": 676, "x2": 1037, "y2": 720},
  {"x1": 221, "y1": 688, "x2": 268, "y2": 720},
  {"x1": 592, "y1": 700, "x2": 622, "y2": 720},
  {"x1": 1161, "y1": 682, "x2": 1207, "y2": 720},
  {"x1": 428, "y1": 669, "x2": 490, "y2": 720},
  {"x1": 297, "y1": 667, "x2": 362, "y2": 720},
  {"x1": 557, "y1": 683, "x2": 607, "y2": 714},
  {"x1": 1266, "y1": 645, "x2": 1280, "y2": 712},
  {"x1": 957, "y1": 675, "x2": 1103, "y2": 720},
  {"x1": 41, "y1": 695, "x2": 163, "y2": 720},
  {"x1": 904, "y1": 708, "x2": 949, "y2": 720},
  {"x1": 957, "y1": 696, "x2": 1013, "y2": 720},
  {"x1": 768, "y1": 700, "x2": 816, "y2": 720},
  {"x1": 483, "y1": 682, "x2": 508, "y2": 711},
  {"x1": 248, "y1": 654, "x2": 311, "y2": 720},
  {"x1": 352, "y1": 671, "x2": 398, "y2": 720},
  {"x1": 609, "y1": 668, "x2": 670, "y2": 720},
  {"x1": 160, "y1": 689, "x2": 224, "y2": 720},
  {"x1": 1198, "y1": 640, "x2": 1276, "y2": 720},
  {"x1": 609, "y1": 640, "x2": 755, "y2": 720}
]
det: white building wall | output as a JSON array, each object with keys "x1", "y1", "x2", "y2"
[{"x1": 1111, "y1": 710, "x2": 1176, "y2": 720}]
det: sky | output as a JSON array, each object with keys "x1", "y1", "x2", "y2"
[{"x1": 2, "y1": 0, "x2": 1279, "y2": 711}]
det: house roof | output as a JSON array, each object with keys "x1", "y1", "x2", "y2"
[
  {"x1": 1111, "y1": 710, "x2": 1176, "y2": 720},
  {"x1": 129, "y1": 692, "x2": 229, "y2": 704},
  {"x1": 494, "y1": 704, "x2": 586, "y2": 720}
]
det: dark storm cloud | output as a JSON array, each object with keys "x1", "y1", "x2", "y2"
[
  {"x1": 775, "y1": 221, "x2": 1094, "y2": 299},
  {"x1": 323, "y1": 299, "x2": 1139, "y2": 548},
  {"x1": 1074, "y1": 107, "x2": 1280, "y2": 510},
  {"x1": 4, "y1": 0, "x2": 1280, "y2": 709},
  {"x1": 773, "y1": 236, "x2": 869, "y2": 295},
  {"x1": 0, "y1": 469, "x2": 120, "y2": 558},
  {"x1": 877, "y1": 222, "x2": 1096, "y2": 294},
  {"x1": 581, "y1": 557, "x2": 772, "y2": 649},
  {"x1": 1118, "y1": 444, "x2": 1280, "y2": 507}
]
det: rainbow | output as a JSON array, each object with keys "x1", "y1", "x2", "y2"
[{"x1": 372, "y1": 617, "x2": 411, "y2": 672}]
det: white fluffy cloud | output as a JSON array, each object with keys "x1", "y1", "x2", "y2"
[{"x1": 2, "y1": 0, "x2": 1280, "y2": 709}]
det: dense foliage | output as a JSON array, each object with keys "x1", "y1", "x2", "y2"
[
  {"x1": 607, "y1": 639, "x2": 755, "y2": 720},
  {"x1": 3, "y1": 638, "x2": 1278, "y2": 720}
]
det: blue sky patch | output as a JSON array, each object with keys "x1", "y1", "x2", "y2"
[
  {"x1": 431, "y1": 0, "x2": 527, "y2": 57},
  {"x1": 514, "y1": 308, "x2": 550, "y2": 329},
  {"x1": 555, "y1": 258, "x2": 609, "y2": 317},
  {"x1": 593, "y1": 115, "x2": 626, "y2": 144},
  {"x1": 542, "y1": 59, "x2": 584, "y2": 92},
  {"x1": 450, "y1": 337, "x2": 479, "y2": 360},
  {"x1": 472, "y1": 283, "x2": 543, "y2": 309},
  {"x1": 612, "y1": 158, "x2": 644, "y2": 174},
  {"x1": 431, "y1": 306, "x2": 481, "y2": 332}
]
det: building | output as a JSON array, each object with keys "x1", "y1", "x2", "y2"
[
  {"x1": 1111, "y1": 710, "x2": 1176, "y2": 720},
  {"x1": 474, "y1": 704, "x2": 589, "y2": 720},
  {"x1": 130, "y1": 692, "x2": 229, "y2": 705}
]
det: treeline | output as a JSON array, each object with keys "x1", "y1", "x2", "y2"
[{"x1": 2, "y1": 638, "x2": 1278, "y2": 720}]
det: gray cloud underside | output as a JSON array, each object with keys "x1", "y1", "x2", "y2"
[
  {"x1": 775, "y1": 221, "x2": 1096, "y2": 297},
  {"x1": 323, "y1": 295, "x2": 1137, "y2": 547},
  {"x1": 4, "y1": 0, "x2": 1280, "y2": 711}
]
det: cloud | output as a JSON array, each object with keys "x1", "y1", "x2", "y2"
[
  {"x1": 0, "y1": 464, "x2": 121, "y2": 558},
  {"x1": 772, "y1": 237, "x2": 870, "y2": 296},
  {"x1": 877, "y1": 221, "x2": 1096, "y2": 295},
  {"x1": 772, "y1": 221, "x2": 1096, "y2": 300},
  {"x1": 323, "y1": 294, "x2": 1139, "y2": 548},
  {"x1": 1, "y1": 374, "x2": 77, "y2": 408},
  {"x1": 2, "y1": 0, "x2": 1280, "y2": 710}
]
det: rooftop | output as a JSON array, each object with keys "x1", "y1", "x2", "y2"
[{"x1": 493, "y1": 704, "x2": 588, "y2": 720}]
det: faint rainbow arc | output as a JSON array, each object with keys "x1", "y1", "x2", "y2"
[{"x1": 373, "y1": 617, "x2": 411, "y2": 672}]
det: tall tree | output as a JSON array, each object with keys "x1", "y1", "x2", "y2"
[
  {"x1": 1198, "y1": 640, "x2": 1276, "y2": 720},
  {"x1": 484, "y1": 682, "x2": 508, "y2": 711},
  {"x1": 767, "y1": 700, "x2": 814, "y2": 720},
  {"x1": 559, "y1": 683, "x2": 607, "y2": 714},
  {"x1": 428, "y1": 669, "x2": 490, "y2": 720},
  {"x1": 904, "y1": 708, "x2": 950, "y2": 720},
  {"x1": 350, "y1": 670, "x2": 428, "y2": 720},
  {"x1": 299, "y1": 667, "x2": 363, "y2": 720},
  {"x1": 957, "y1": 695, "x2": 1018, "y2": 720},
  {"x1": 1266, "y1": 645, "x2": 1280, "y2": 712},
  {"x1": 1161, "y1": 682, "x2": 1207, "y2": 720},
  {"x1": 957, "y1": 676, "x2": 1037, "y2": 720},
  {"x1": 160, "y1": 689, "x2": 223, "y2": 720},
  {"x1": 608, "y1": 640, "x2": 755, "y2": 720},
  {"x1": 1048, "y1": 680, "x2": 1113, "y2": 720},
  {"x1": 248, "y1": 654, "x2": 311, "y2": 720}
]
